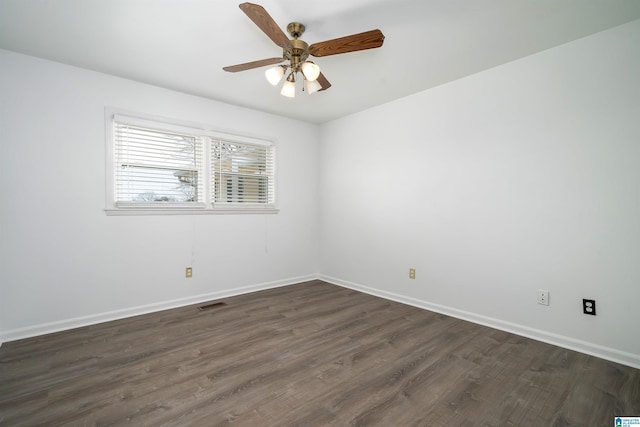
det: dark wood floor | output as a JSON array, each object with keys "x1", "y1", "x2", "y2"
[{"x1": 1, "y1": 280, "x2": 638, "y2": 426}]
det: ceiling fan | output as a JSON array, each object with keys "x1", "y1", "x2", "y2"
[{"x1": 223, "y1": 2, "x2": 385, "y2": 97}]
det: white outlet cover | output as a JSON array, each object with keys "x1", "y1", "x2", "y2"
[{"x1": 537, "y1": 289, "x2": 550, "y2": 306}]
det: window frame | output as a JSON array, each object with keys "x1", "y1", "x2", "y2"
[{"x1": 105, "y1": 108, "x2": 278, "y2": 215}]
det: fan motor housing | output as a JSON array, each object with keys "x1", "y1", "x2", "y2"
[{"x1": 284, "y1": 38, "x2": 309, "y2": 69}]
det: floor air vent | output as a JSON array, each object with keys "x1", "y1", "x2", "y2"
[{"x1": 198, "y1": 302, "x2": 228, "y2": 311}]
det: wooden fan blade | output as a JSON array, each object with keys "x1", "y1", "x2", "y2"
[
  {"x1": 239, "y1": 3, "x2": 291, "y2": 48},
  {"x1": 223, "y1": 57, "x2": 284, "y2": 73},
  {"x1": 309, "y1": 29, "x2": 385, "y2": 57},
  {"x1": 316, "y1": 72, "x2": 332, "y2": 91}
]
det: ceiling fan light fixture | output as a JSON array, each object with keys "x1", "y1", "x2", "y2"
[
  {"x1": 265, "y1": 65, "x2": 285, "y2": 85},
  {"x1": 305, "y1": 78, "x2": 322, "y2": 95},
  {"x1": 301, "y1": 61, "x2": 320, "y2": 82},
  {"x1": 280, "y1": 73, "x2": 296, "y2": 98},
  {"x1": 223, "y1": 4, "x2": 385, "y2": 98}
]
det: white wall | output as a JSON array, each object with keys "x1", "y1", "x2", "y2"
[
  {"x1": 0, "y1": 49, "x2": 320, "y2": 342},
  {"x1": 319, "y1": 20, "x2": 640, "y2": 368}
]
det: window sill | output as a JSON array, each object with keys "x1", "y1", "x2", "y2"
[{"x1": 104, "y1": 207, "x2": 279, "y2": 216}]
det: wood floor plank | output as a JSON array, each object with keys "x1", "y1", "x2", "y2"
[{"x1": 1, "y1": 280, "x2": 638, "y2": 426}]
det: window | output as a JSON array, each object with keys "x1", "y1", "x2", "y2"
[
  {"x1": 212, "y1": 140, "x2": 273, "y2": 204},
  {"x1": 106, "y1": 111, "x2": 276, "y2": 214}
]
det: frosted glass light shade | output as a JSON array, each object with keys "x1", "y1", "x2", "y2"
[
  {"x1": 281, "y1": 77, "x2": 296, "y2": 98},
  {"x1": 301, "y1": 61, "x2": 320, "y2": 81},
  {"x1": 305, "y1": 78, "x2": 322, "y2": 95},
  {"x1": 265, "y1": 66, "x2": 285, "y2": 85}
]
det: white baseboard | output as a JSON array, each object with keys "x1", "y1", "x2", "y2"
[
  {"x1": 0, "y1": 274, "x2": 318, "y2": 346},
  {"x1": 320, "y1": 275, "x2": 640, "y2": 370}
]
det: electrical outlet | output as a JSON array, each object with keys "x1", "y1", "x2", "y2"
[
  {"x1": 583, "y1": 299, "x2": 596, "y2": 315},
  {"x1": 537, "y1": 289, "x2": 549, "y2": 306},
  {"x1": 186, "y1": 267, "x2": 193, "y2": 278},
  {"x1": 409, "y1": 268, "x2": 416, "y2": 279}
]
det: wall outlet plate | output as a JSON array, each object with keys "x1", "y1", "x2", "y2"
[
  {"x1": 537, "y1": 289, "x2": 549, "y2": 306},
  {"x1": 186, "y1": 267, "x2": 193, "y2": 278},
  {"x1": 582, "y1": 299, "x2": 596, "y2": 315},
  {"x1": 409, "y1": 268, "x2": 416, "y2": 279}
]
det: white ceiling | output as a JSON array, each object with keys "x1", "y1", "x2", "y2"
[{"x1": 2, "y1": 0, "x2": 640, "y2": 124}]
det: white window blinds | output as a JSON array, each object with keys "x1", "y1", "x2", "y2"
[
  {"x1": 114, "y1": 122, "x2": 205, "y2": 206},
  {"x1": 108, "y1": 112, "x2": 276, "y2": 213},
  {"x1": 212, "y1": 139, "x2": 275, "y2": 205}
]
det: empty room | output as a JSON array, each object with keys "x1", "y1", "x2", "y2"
[{"x1": 1, "y1": 1, "x2": 639, "y2": 425}]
